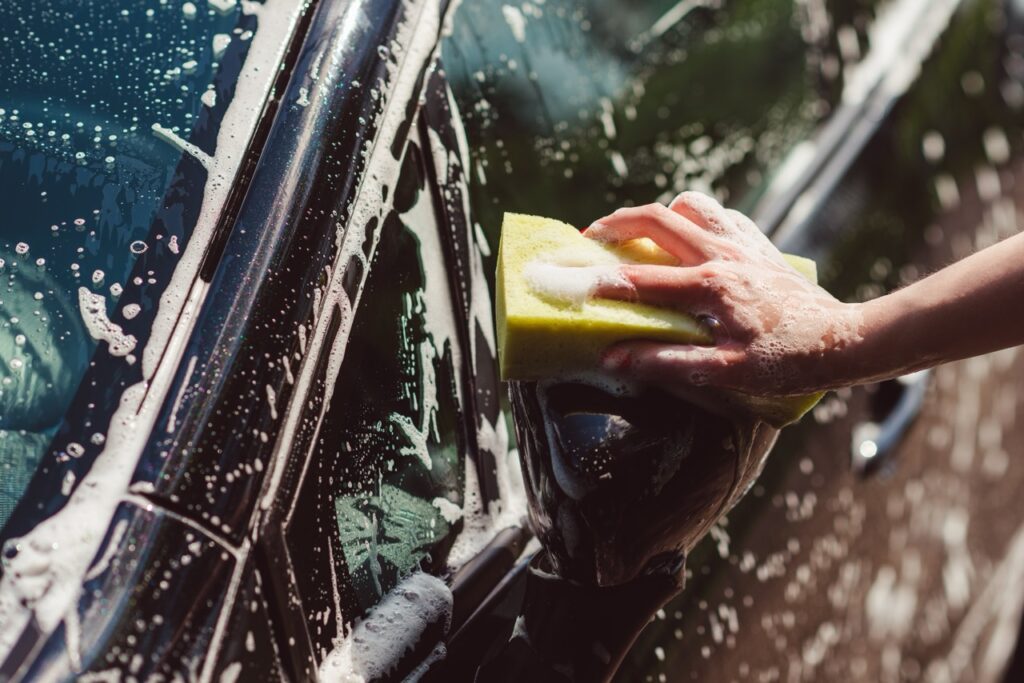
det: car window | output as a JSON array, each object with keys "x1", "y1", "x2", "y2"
[
  {"x1": 286, "y1": 136, "x2": 467, "y2": 655},
  {"x1": 441, "y1": 0, "x2": 838, "y2": 266},
  {"x1": 0, "y1": 0, "x2": 267, "y2": 529}
]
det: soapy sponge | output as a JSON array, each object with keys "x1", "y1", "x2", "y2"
[{"x1": 495, "y1": 212, "x2": 823, "y2": 427}]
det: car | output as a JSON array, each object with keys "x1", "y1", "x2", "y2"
[{"x1": 2, "y1": 0, "x2": 1024, "y2": 681}]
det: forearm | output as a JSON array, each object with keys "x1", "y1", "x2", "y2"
[{"x1": 838, "y1": 232, "x2": 1024, "y2": 386}]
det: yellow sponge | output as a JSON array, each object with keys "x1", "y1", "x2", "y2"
[{"x1": 495, "y1": 212, "x2": 823, "y2": 427}]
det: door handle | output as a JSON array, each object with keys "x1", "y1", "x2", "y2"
[{"x1": 850, "y1": 369, "x2": 931, "y2": 477}]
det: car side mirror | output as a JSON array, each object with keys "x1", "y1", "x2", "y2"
[{"x1": 508, "y1": 379, "x2": 779, "y2": 586}]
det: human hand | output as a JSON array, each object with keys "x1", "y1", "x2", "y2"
[{"x1": 586, "y1": 192, "x2": 864, "y2": 397}]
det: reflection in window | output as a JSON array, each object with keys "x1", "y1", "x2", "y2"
[
  {"x1": 286, "y1": 139, "x2": 466, "y2": 655},
  {"x1": 442, "y1": 0, "x2": 835, "y2": 249}
]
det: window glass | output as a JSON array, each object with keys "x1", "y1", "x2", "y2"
[
  {"x1": 442, "y1": 0, "x2": 838, "y2": 270},
  {"x1": 0, "y1": 0, "x2": 249, "y2": 527},
  {"x1": 286, "y1": 138, "x2": 466, "y2": 653}
]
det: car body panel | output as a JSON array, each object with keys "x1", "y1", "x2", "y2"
[{"x1": 4, "y1": 0, "x2": 1024, "y2": 680}]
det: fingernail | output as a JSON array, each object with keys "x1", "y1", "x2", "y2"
[
  {"x1": 585, "y1": 221, "x2": 609, "y2": 239},
  {"x1": 601, "y1": 349, "x2": 630, "y2": 371}
]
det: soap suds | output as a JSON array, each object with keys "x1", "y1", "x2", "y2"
[
  {"x1": 213, "y1": 33, "x2": 232, "y2": 59},
  {"x1": 501, "y1": 5, "x2": 527, "y2": 43},
  {"x1": 432, "y1": 497, "x2": 463, "y2": 524},
  {"x1": 523, "y1": 261, "x2": 626, "y2": 307},
  {"x1": 520, "y1": 244, "x2": 630, "y2": 307},
  {"x1": 209, "y1": 0, "x2": 237, "y2": 14},
  {"x1": 78, "y1": 287, "x2": 138, "y2": 357},
  {"x1": 445, "y1": 415, "x2": 526, "y2": 569},
  {"x1": 151, "y1": 123, "x2": 213, "y2": 168},
  {"x1": 318, "y1": 572, "x2": 453, "y2": 682}
]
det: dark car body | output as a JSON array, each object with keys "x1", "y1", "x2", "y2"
[{"x1": 2, "y1": 0, "x2": 1024, "y2": 681}]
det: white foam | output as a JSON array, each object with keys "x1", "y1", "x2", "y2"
[
  {"x1": 151, "y1": 123, "x2": 213, "y2": 168},
  {"x1": 209, "y1": 0, "x2": 237, "y2": 15},
  {"x1": 445, "y1": 415, "x2": 526, "y2": 569},
  {"x1": 523, "y1": 261, "x2": 623, "y2": 307},
  {"x1": 212, "y1": 33, "x2": 232, "y2": 59},
  {"x1": 77, "y1": 287, "x2": 138, "y2": 357},
  {"x1": 318, "y1": 572, "x2": 452, "y2": 682},
  {"x1": 432, "y1": 497, "x2": 463, "y2": 523},
  {"x1": 501, "y1": 5, "x2": 526, "y2": 43}
]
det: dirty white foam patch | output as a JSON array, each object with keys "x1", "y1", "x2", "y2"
[
  {"x1": 432, "y1": 497, "x2": 463, "y2": 524},
  {"x1": 0, "y1": 0, "x2": 305, "y2": 663},
  {"x1": 213, "y1": 32, "x2": 232, "y2": 59},
  {"x1": 318, "y1": 572, "x2": 453, "y2": 682}
]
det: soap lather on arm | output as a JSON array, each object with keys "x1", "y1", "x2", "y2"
[{"x1": 588, "y1": 191, "x2": 1024, "y2": 397}]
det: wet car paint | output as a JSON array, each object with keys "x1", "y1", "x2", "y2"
[
  {"x1": 3, "y1": 0, "x2": 1024, "y2": 680},
  {"x1": 508, "y1": 380, "x2": 776, "y2": 587}
]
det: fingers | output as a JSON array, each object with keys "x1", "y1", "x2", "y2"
[
  {"x1": 586, "y1": 203, "x2": 723, "y2": 265},
  {"x1": 591, "y1": 264, "x2": 710, "y2": 310},
  {"x1": 669, "y1": 192, "x2": 784, "y2": 262},
  {"x1": 601, "y1": 341, "x2": 745, "y2": 390},
  {"x1": 724, "y1": 208, "x2": 787, "y2": 263},
  {"x1": 723, "y1": 208, "x2": 762, "y2": 240},
  {"x1": 669, "y1": 191, "x2": 733, "y2": 238}
]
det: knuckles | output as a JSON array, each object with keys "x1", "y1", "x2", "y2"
[{"x1": 636, "y1": 202, "x2": 673, "y2": 222}]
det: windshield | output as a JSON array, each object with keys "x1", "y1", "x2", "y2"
[{"x1": 0, "y1": 0, "x2": 271, "y2": 528}]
